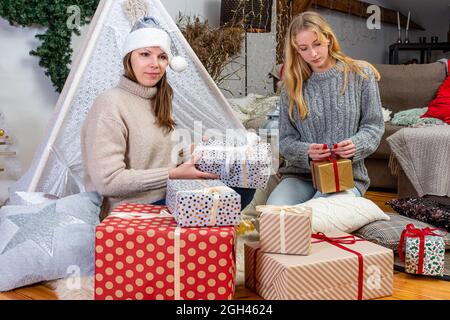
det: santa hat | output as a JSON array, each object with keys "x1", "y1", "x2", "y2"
[{"x1": 122, "y1": 16, "x2": 188, "y2": 72}]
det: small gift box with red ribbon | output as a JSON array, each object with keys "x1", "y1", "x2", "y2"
[
  {"x1": 310, "y1": 144, "x2": 355, "y2": 194},
  {"x1": 166, "y1": 179, "x2": 241, "y2": 227},
  {"x1": 256, "y1": 204, "x2": 312, "y2": 255},
  {"x1": 245, "y1": 230, "x2": 393, "y2": 300},
  {"x1": 399, "y1": 223, "x2": 446, "y2": 276},
  {"x1": 94, "y1": 203, "x2": 236, "y2": 300},
  {"x1": 194, "y1": 137, "x2": 271, "y2": 189}
]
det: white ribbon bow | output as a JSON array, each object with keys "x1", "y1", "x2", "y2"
[
  {"x1": 192, "y1": 183, "x2": 235, "y2": 226},
  {"x1": 109, "y1": 210, "x2": 172, "y2": 219}
]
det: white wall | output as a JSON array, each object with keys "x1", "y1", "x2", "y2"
[
  {"x1": 161, "y1": 0, "x2": 221, "y2": 25},
  {"x1": 0, "y1": 20, "x2": 58, "y2": 201},
  {"x1": 0, "y1": 19, "x2": 90, "y2": 203}
]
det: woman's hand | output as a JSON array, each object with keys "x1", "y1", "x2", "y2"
[
  {"x1": 308, "y1": 143, "x2": 331, "y2": 161},
  {"x1": 169, "y1": 155, "x2": 219, "y2": 180},
  {"x1": 332, "y1": 139, "x2": 356, "y2": 159}
]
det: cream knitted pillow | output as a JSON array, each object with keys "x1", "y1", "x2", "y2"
[{"x1": 301, "y1": 193, "x2": 390, "y2": 234}]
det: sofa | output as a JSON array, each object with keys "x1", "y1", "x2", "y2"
[
  {"x1": 367, "y1": 61, "x2": 448, "y2": 192},
  {"x1": 241, "y1": 61, "x2": 448, "y2": 197}
]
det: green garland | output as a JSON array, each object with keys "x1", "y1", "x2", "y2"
[{"x1": 0, "y1": 0, "x2": 100, "y2": 92}]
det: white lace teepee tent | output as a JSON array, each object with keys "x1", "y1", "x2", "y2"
[{"x1": 10, "y1": 0, "x2": 245, "y2": 198}]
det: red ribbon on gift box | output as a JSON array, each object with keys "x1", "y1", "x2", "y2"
[
  {"x1": 313, "y1": 144, "x2": 341, "y2": 192},
  {"x1": 329, "y1": 144, "x2": 341, "y2": 192},
  {"x1": 398, "y1": 223, "x2": 446, "y2": 275},
  {"x1": 312, "y1": 233, "x2": 366, "y2": 300}
]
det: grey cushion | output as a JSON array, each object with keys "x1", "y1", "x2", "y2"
[
  {"x1": 0, "y1": 192, "x2": 101, "y2": 292},
  {"x1": 353, "y1": 213, "x2": 450, "y2": 252},
  {"x1": 375, "y1": 62, "x2": 447, "y2": 114}
]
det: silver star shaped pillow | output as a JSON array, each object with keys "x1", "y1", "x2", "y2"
[{"x1": 0, "y1": 192, "x2": 101, "y2": 291}]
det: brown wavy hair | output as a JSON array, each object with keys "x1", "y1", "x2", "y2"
[
  {"x1": 282, "y1": 11, "x2": 381, "y2": 121},
  {"x1": 123, "y1": 52, "x2": 176, "y2": 133}
]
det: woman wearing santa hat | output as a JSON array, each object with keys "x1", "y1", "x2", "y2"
[{"x1": 80, "y1": 16, "x2": 220, "y2": 218}]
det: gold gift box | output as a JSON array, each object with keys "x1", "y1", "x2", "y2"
[{"x1": 311, "y1": 159, "x2": 354, "y2": 193}]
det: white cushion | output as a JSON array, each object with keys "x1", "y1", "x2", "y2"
[
  {"x1": 382, "y1": 106, "x2": 392, "y2": 122},
  {"x1": 301, "y1": 194, "x2": 390, "y2": 234},
  {"x1": 227, "y1": 94, "x2": 278, "y2": 123}
]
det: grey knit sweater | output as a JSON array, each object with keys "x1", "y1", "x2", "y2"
[{"x1": 278, "y1": 61, "x2": 384, "y2": 195}]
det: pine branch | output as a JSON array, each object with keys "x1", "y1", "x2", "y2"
[{"x1": 0, "y1": 0, "x2": 100, "y2": 92}]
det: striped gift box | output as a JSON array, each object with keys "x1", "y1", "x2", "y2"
[
  {"x1": 245, "y1": 231, "x2": 393, "y2": 300},
  {"x1": 257, "y1": 205, "x2": 312, "y2": 255}
]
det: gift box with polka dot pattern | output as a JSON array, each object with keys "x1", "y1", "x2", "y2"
[
  {"x1": 194, "y1": 140, "x2": 271, "y2": 189},
  {"x1": 94, "y1": 204, "x2": 236, "y2": 300},
  {"x1": 166, "y1": 179, "x2": 241, "y2": 227}
]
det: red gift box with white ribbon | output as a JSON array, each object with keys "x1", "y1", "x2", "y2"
[{"x1": 94, "y1": 203, "x2": 236, "y2": 300}]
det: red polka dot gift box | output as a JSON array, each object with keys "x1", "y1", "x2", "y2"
[{"x1": 94, "y1": 203, "x2": 237, "y2": 300}]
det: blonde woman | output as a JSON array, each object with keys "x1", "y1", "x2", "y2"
[{"x1": 267, "y1": 11, "x2": 384, "y2": 205}]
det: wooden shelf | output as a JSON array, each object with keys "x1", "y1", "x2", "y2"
[
  {"x1": 276, "y1": 0, "x2": 426, "y2": 64},
  {"x1": 389, "y1": 42, "x2": 450, "y2": 64},
  {"x1": 0, "y1": 151, "x2": 16, "y2": 156},
  {"x1": 313, "y1": 0, "x2": 424, "y2": 31}
]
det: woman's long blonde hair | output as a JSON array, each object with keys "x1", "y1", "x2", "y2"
[
  {"x1": 282, "y1": 11, "x2": 380, "y2": 121},
  {"x1": 123, "y1": 53, "x2": 176, "y2": 133}
]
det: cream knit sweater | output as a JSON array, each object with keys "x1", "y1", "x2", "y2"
[{"x1": 80, "y1": 76, "x2": 177, "y2": 214}]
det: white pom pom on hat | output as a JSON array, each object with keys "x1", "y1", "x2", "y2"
[
  {"x1": 170, "y1": 56, "x2": 188, "y2": 72},
  {"x1": 122, "y1": 16, "x2": 188, "y2": 72}
]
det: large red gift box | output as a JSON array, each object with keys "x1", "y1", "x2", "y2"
[{"x1": 95, "y1": 203, "x2": 236, "y2": 300}]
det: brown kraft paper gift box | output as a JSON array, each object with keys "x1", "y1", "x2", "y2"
[
  {"x1": 257, "y1": 205, "x2": 312, "y2": 255},
  {"x1": 245, "y1": 231, "x2": 393, "y2": 300},
  {"x1": 311, "y1": 158, "x2": 354, "y2": 194}
]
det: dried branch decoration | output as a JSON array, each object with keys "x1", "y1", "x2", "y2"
[
  {"x1": 123, "y1": 0, "x2": 149, "y2": 25},
  {"x1": 177, "y1": 14, "x2": 244, "y2": 88}
]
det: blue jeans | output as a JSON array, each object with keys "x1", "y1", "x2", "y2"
[
  {"x1": 266, "y1": 176, "x2": 361, "y2": 205},
  {"x1": 152, "y1": 199, "x2": 166, "y2": 206},
  {"x1": 152, "y1": 187, "x2": 256, "y2": 210}
]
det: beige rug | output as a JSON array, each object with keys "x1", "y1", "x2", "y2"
[{"x1": 46, "y1": 231, "x2": 259, "y2": 300}]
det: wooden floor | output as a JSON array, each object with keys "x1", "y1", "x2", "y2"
[
  {"x1": 1, "y1": 190, "x2": 449, "y2": 300},
  {"x1": 235, "y1": 272, "x2": 450, "y2": 300}
]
